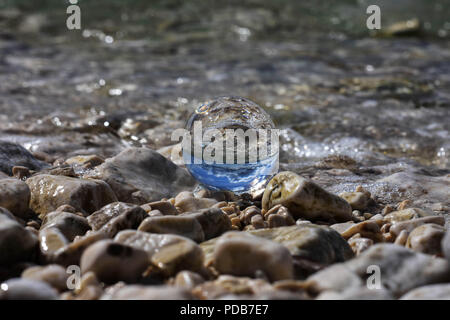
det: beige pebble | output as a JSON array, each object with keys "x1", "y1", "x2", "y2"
[
  {"x1": 406, "y1": 223, "x2": 445, "y2": 255},
  {"x1": 262, "y1": 171, "x2": 352, "y2": 222}
]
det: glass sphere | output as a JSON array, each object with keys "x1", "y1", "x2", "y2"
[{"x1": 183, "y1": 96, "x2": 279, "y2": 194}]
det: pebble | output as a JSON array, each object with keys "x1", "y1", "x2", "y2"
[
  {"x1": 39, "y1": 227, "x2": 69, "y2": 257},
  {"x1": 201, "y1": 225, "x2": 353, "y2": 278},
  {"x1": 0, "y1": 278, "x2": 58, "y2": 300},
  {"x1": 174, "y1": 191, "x2": 218, "y2": 212},
  {"x1": 406, "y1": 223, "x2": 445, "y2": 255},
  {"x1": 331, "y1": 220, "x2": 384, "y2": 242},
  {"x1": 212, "y1": 231, "x2": 294, "y2": 281},
  {"x1": 101, "y1": 284, "x2": 194, "y2": 300},
  {"x1": 180, "y1": 207, "x2": 232, "y2": 240},
  {"x1": 21, "y1": 264, "x2": 69, "y2": 291},
  {"x1": 143, "y1": 200, "x2": 178, "y2": 215},
  {"x1": 51, "y1": 231, "x2": 108, "y2": 266},
  {"x1": 383, "y1": 208, "x2": 432, "y2": 223},
  {"x1": 0, "y1": 214, "x2": 38, "y2": 266},
  {"x1": 114, "y1": 230, "x2": 204, "y2": 275},
  {"x1": 84, "y1": 147, "x2": 196, "y2": 204},
  {"x1": 65, "y1": 155, "x2": 104, "y2": 167},
  {"x1": 339, "y1": 191, "x2": 370, "y2": 211},
  {"x1": 262, "y1": 171, "x2": 352, "y2": 222},
  {"x1": 306, "y1": 244, "x2": 450, "y2": 297},
  {"x1": 400, "y1": 284, "x2": 450, "y2": 300},
  {"x1": 389, "y1": 215, "x2": 445, "y2": 238},
  {"x1": 80, "y1": 239, "x2": 149, "y2": 284},
  {"x1": 0, "y1": 178, "x2": 31, "y2": 219},
  {"x1": 40, "y1": 212, "x2": 91, "y2": 241},
  {"x1": 26, "y1": 174, "x2": 117, "y2": 218},
  {"x1": 86, "y1": 202, "x2": 147, "y2": 238},
  {"x1": 0, "y1": 141, "x2": 48, "y2": 175},
  {"x1": 138, "y1": 215, "x2": 205, "y2": 243}
]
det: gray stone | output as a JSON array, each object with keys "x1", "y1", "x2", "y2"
[
  {"x1": 400, "y1": 284, "x2": 450, "y2": 300},
  {"x1": 212, "y1": 231, "x2": 294, "y2": 282},
  {"x1": 138, "y1": 215, "x2": 205, "y2": 242},
  {"x1": 0, "y1": 141, "x2": 48, "y2": 175},
  {"x1": 40, "y1": 212, "x2": 90, "y2": 241},
  {"x1": 406, "y1": 223, "x2": 445, "y2": 256},
  {"x1": 85, "y1": 147, "x2": 196, "y2": 204},
  {"x1": 0, "y1": 178, "x2": 31, "y2": 219}
]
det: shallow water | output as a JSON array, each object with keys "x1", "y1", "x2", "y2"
[{"x1": 0, "y1": 1, "x2": 449, "y2": 211}]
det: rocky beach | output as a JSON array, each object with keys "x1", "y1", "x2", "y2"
[{"x1": 0, "y1": 0, "x2": 449, "y2": 300}]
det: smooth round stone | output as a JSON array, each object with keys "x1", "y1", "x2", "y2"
[
  {"x1": 80, "y1": 240, "x2": 149, "y2": 284},
  {"x1": 212, "y1": 231, "x2": 294, "y2": 282},
  {"x1": 0, "y1": 278, "x2": 58, "y2": 300}
]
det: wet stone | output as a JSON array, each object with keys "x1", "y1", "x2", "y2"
[
  {"x1": 80, "y1": 239, "x2": 149, "y2": 284},
  {"x1": 85, "y1": 147, "x2": 196, "y2": 204},
  {"x1": 0, "y1": 141, "x2": 48, "y2": 175},
  {"x1": 39, "y1": 227, "x2": 69, "y2": 258},
  {"x1": 180, "y1": 207, "x2": 232, "y2": 240},
  {"x1": 26, "y1": 174, "x2": 117, "y2": 218},
  {"x1": 212, "y1": 231, "x2": 294, "y2": 281},
  {"x1": 138, "y1": 215, "x2": 205, "y2": 243},
  {"x1": 87, "y1": 202, "x2": 147, "y2": 238},
  {"x1": 114, "y1": 230, "x2": 204, "y2": 275},
  {"x1": 0, "y1": 178, "x2": 31, "y2": 220},
  {"x1": 262, "y1": 171, "x2": 352, "y2": 222},
  {"x1": 51, "y1": 231, "x2": 108, "y2": 267}
]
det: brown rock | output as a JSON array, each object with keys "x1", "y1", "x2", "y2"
[{"x1": 80, "y1": 239, "x2": 149, "y2": 284}]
